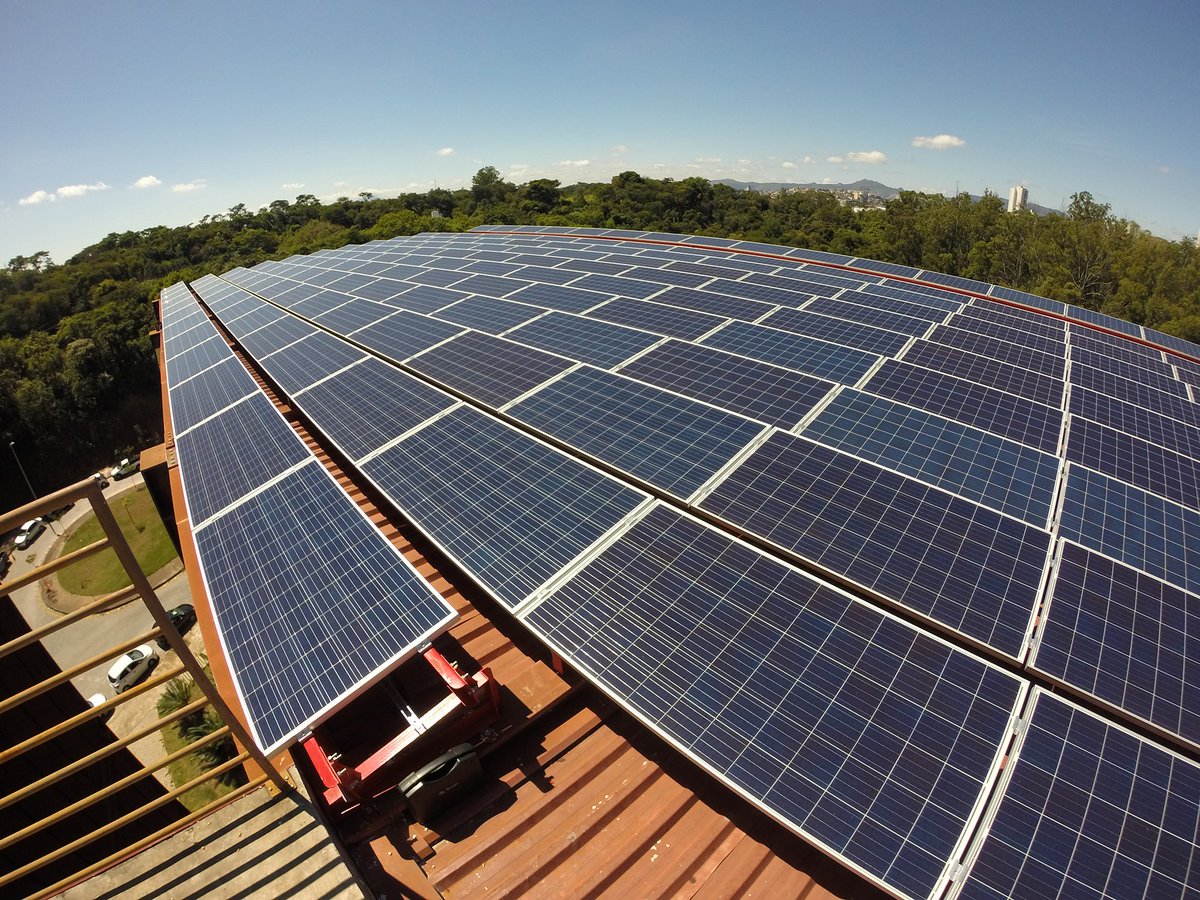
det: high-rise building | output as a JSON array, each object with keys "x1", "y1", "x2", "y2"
[{"x1": 1008, "y1": 184, "x2": 1029, "y2": 212}]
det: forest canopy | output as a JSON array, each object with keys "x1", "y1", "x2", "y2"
[{"x1": 2, "y1": 169, "x2": 1198, "y2": 510}]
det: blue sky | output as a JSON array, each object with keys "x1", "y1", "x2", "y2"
[{"x1": 3, "y1": 1, "x2": 1197, "y2": 264}]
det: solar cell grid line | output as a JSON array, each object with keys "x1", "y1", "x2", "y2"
[
  {"x1": 505, "y1": 311, "x2": 662, "y2": 369},
  {"x1": 987, "y1": 284, "x2": 1067, "y2": 315},
  {"x1": 311, "y1": 296, "x2": 396, "y2": 333},
  {"x1": 408, "y1": 329, "x2": 575, "y2": 407},
  {"x1": 1070, "y1": 361, "x2": 1191, "y2": 413},
  {"x1": 957, "y1": 300, "x2": 1066, "y2": 341},
  {"x1": 166, "y1": 334, "x2": 237, "y2": 385},
  {"x1": 1066, "y1": 416, "x2": 1200, "y2": 512},
  {"x1": 1068, "y1": 304, "x2": 1143, "y2": 338},
  {"x1": 757, "y1": 307, "x2": 912, "y2": 357},
  {"x1": 740, "y1": 272, "x2": 842, "y2": 300},
  {"x1": 431, "y1": 295, "x2": 546, "y2": 335},
  {"x1": 804, "y1": 297, "x2": 932, "y2": 338},
  {"x1": 349, "y1": 310, "x2": 465, "y2": 362},
  {"x1": 503, "y1": 281, "x2": 612, "y2": 312},
  {"x1": 525, "y1": 504, "x2": 1026, "y2": 900},
  {"x1": 866, "y1": 360, "x2": 1062, "y2": 453},
  {"x1": 800, "y1": 389, "x2": 1059, "y2": 526},
  {"x1": 585, "y1": 295, "x2": 728, "y2": 340},
  {"x1": 168, "y1": 356, "x2": 259, "y2": 437},
  {"x1": 1059, "y1": 465, "x2": 1200, "y2": 597},
  {"x1": 361, "y1": 405, "x2": 646, "y2": 611},
  {"x1": 649, "y1": 285, "x2": 778, "y2": 321},
  {"x1": 901, "y1": 340, "x2": 1065, "y2": 408},
  {"x1": 846, "y1": 287, "x2": 959, "y2": 321},
  {"x1": 698, "y1": 431, "x2": 1051, "y2": 658},
  {"x1": 701, "y1": 320, "x2": 883, "y2": 385},
  {"x1": 235, "y1": 314, "x2": 319, "y2": 359},
  {"x1": 506, "y1": 366, "x2": 768, "y2": 500},
  {"x1": 617, "y1": 339, "x2": 835, "y2": 429},
  {"x1": 952, "y1": 688, "x2": 1200, "y2": 900},
  {"x1": 190, "y1": 459, "x2": 456, "y2": 754},
  {"x1": 1069, "y1": 323, "x2": 1166, "y2": 361},
  {"x1": 924, "y1": 325, "x2": 1065, "y2": 379},
  {"x1": 1070, "y1": 386, "x2": 1200, "y2": 457},
  {"x1": 174, "y1": 392, "x2": 314, "y2": 526},
  {"x1": 1030, "y1": 541, "x2": 1200, "y2": 748},
  {"x1": 256, "y1": 330, "x2": 369, "y2": 395},
  {"x1": 290, "y1": 356, "x2": 458, "y2": 462}
]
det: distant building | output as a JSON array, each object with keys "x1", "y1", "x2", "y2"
[{"x1": 1008, "y1": 185, "x2": 1029, "y2": 212}]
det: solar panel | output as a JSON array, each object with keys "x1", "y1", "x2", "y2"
[
  {"x1": 987, "y1": 284, "x2": 1066, "y2": 315},
  {"x1": 801, "y1": 389, "x2": 1060, "y2": 526},
  {"x1": 235, "y1": 314, "x2": 318, "y2": 358},
  {"x1": 408, "y1": 330, "x2": 574, "y2": 406},
  {"x1": 758, "y1": 307, "x2": 912, "y2": 356},
  {"x1": 1071, "y1": 347, "x2": 1188, "y2": 399},
  {"x1": 361, "y1": 406, "x2": 645, "y2": 610},
  {"x1": 1068, "y1": 304, "x2": 1143, "y2": 338},
  {"x1": 168, "y1": 356, "x2": 259, "y2": 436},
  {"x1": 702, "y1": 320, "x2": 881, "y2": 384},
  {"x1": 902, "y1": 341, "x2": 1064, "y2": 407},
  {"x1": 615, "y1": 264, "x2": 710, "y2": 289},
  {"x1": 585, "y1": 296, "x2": 727, "y2": 340},
  {"x1": 166, "y1": 335, "x2": 234, "y2": 384},
  {"x1": 526, "y1": 504, "x2": 1026, "y2": 900},
  {"x1": 433, "y1": 295, "x2": 544, "y2": 334},
  {"x1": 1070, "y1": 324, "x2": 1166, "y2": 364},
  {"x1": 1070, "y1": 363, "x2": 1191, "y2": 417},
  {"x1": 849, "y1": 286, "x2": 959, "y2": 320},
  {"x1": 618, "y1": 338, "x2": 834, "y2": 428},
  {"x1": 942, "y1": 311, "x2": 1066, "y2": 355},
  {"x1": 257, "y1": 330, "x2": 368, "y2": 395},
  {"x1": 926, "y1": 324, "x2": 1065, "y2": 378},
  {"x1": 174, "y1": 393, "x2": 313, "y2": 525},
  {"x1": 1059, "y1": 465, "x2": 1200, "y2": 596},
  {"x1": 504, "y1": 281, "x2": 611, "y2": 312},
  {"x1": 507, "y1": 366, "x2": 767, "y2": 500},
  {"x1": 505, "y1": 311, "x2": 661, "y2": 368},
  {"x1": 699, "y1": 432, "x2": 1050, "y2": 657},
  {"x1": 346, "y1": 310, "x2": 463, "y2": 362},
  {"x1": 1066, "y1": 416, "x2": 1200, "y2": 511},
  {"x1": 1031, "y1": 541, "x2": 1200, "y2": 747},
  {"x1": 958, "y1": 300, "x2": 1065, "y2": 341},
  {"x1": 865, "y1": 360, "x2": 1062, "y2": 452},
  {"x1": 1070, "y1": 387, "x2": 1200, "y2": 457},
  {"x1": 953, "y1": 689, "x2": 1200, "y2": 900},
  {"x1": 290, "y1": 290, "x2": 354, "y2": 320},
  {"x1": 651, "y1": 285, "x2": 778, "y2": 321},
  {"x1": 805, "y1": 296, "x2": 933, "y2": 337},
  {"x1": 312, "y1": 296, "x2": 396, "y2": 333},
  {"x1": 192, "y1": 460, "x2": 456, "y2": 753}
]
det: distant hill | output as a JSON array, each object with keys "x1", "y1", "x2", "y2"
[{"x1": 716, "y1": 179, "x2": 1057, "y2": 215}]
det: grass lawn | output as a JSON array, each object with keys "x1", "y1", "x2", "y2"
[
  {"x1": 159, "y1": 679, "x2": 247, "y2": 812},
  {"x1": 56, "y1": 485, "x2": 179, "y2": 595}
]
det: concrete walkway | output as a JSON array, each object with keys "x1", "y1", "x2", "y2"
[{"x1": 59, "y1": 775, "x2": 366, "y2": 900}]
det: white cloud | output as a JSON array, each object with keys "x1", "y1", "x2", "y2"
[
  {"x1": 333, "y1": 181, "x2": 349, "y2": 189},
  {"x1": 695, "y1": 157, "x2": 722, "y2": 164},
  {"x1": 55, "y1": 181, "x2": 110, "y2": 198},
  {"x1": 281, "y1": 182, "x2": 305, "y2": 190},
  {"x1": 802, "y1": 154, "x2": 816, "y2": 164},
  {"x1": 1157, "y1": 164, "x2": 1171, "y2": 174},
  {"x1": 132, "y1": 175, "x2": 161, "y2": 189},
  {"x1": 830, "y1": 150, "x2": 888, "y2": 164},
  {"x1": 557, "y1": 159, "x2": 590, "y2": 167},
  {"x1": 827, "y1": 155, "x2": 844, "y2": 163},
  {"x1": 782, "y1": 161, "x2": 796, "y2": 169},
  {"x1": 172, "y1": 179, "x2": 206, "y2": 193},
  {"x1": 436, "y1": 147, "x2": 455, "y2": 157},
  {"x1": 912, "y1": 133, "x2": 965, "y2": 150},
  {"x1": 610, "y1": 144, "x2": 627, "y2": 154},
  {"x1": 19, "y1": 190, "x2": 52, "y2": 205}
]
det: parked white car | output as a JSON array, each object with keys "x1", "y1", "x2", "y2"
[
  {"x1": 107, "y1": 644, "x2": 158, "y2": 694},
  {"x1": 14, "y1": 518, "x2": 46, "y2": 551}
]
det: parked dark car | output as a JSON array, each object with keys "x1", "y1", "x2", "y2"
[
  {"x1": 0, "y1": 552, "x2": 10, "y2": 580},
  {"x1": 156, "y1": 604, "x2": 197, "y2": 650}
]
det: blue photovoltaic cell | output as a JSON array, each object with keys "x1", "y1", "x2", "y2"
[
  {"x1": 1071, "y1": 347, "x2": 1188, "y2": 398},
  {"x1": 1069, "y1": 304, "x2": 1143, "y2": 337},
  {"x1": 1059, "y1": 465, "x2": 1200, "y2": 596},
  {"x1": 902, "y1": 341, "x2": 1064, "y2": 407},
  {"x1": 702, "y1": 320, "x2": 881, "y2": 385},
  {"x1": 408, "y1": 330, "x2": 574, "y2": 407},
  {"x1": 258, "y1": 330, "x2": 367, "y2": 395},
  {"x1": 1144, "y1": 326, "x2": 1200, "y2": 360},
  {"x1": 289, "y1": 290, "x2": 354, "y2": 320},
  {"x1": 555, "y1": 257, "x2": 630, "y2": 277},
  {"x1": 506, "y1": 311, "x2": 661, "y2": 368},
  {"x1": 507, "y1": 265, "x2": 585, "y2": 287},
  {"x1": 847, "y1": 287, "x2": 958, "y2": 321},
  {"x1": 433, "y1": 295, "x2": 544, "y2": 335},
  {"x1": 802, "y1": 390, "x2": 1058, "y2": 526},
  {"x1": 805, "y1": 296, "x2": 932, "y2": 337},
  {"x1": 652, "y1": 285, "x2": 777, "y2": 321},
  {"x1": 917, "y1": 271, "x2": 991, "y2": 295},
  {"x1": 175, "y1": 393, "x2": 312, "y2": 525},
  {"x1": 1070, "y1": 363, "x2": 1190, "y2": 416},
  {"x1": 958, "y1": 301, "x2": 1065, "y2": 342},
  {"x1": 586, "y1": 296, "x2": 727, "y2": 340},
  {"x1": 361, "y1": 406, "x2": 644, "y2": 610},
  {"x1": 956, "y1": 690, "x2": 1200, "y2": 900},
  {"x1": 1070, "y1": 324, "x2": 1166, "y2": 364},
  {"x1": 616, "y1": 265, "x2": 711, "y2": 288},
  {"x1": 165, "y1": 318, "x2": 218, "y2": 356},
  {"x1": 508, "y1": 366, "x2": 765, "y2": 499},
  {"x1": 699, "y1": 432, "x2": 1050, "y2": 657},
  {"x1": 1067, "y1": 416, "x2": 1200, "y2": 511},
  {"x1": 1070, "y1": 387, "x2": 1200, "y2": 457},
  {"x1": 293, "y1": 357, "x2": 456, "y2": 460},
  {"x1": 169, "y1": 356, "x2": 258, "y2": 435},
  {"x1": 866, "y1": 360, "x2": 1062, "y2": 453},
  {"x1": 312, "y1": 297, "x2": 396, "y2": 333},
  {"x1": 567, "y1": 272, "x2": 664, "y2": 299},
  {"x1": 775, "y1": 266, "x2": 874, "y2": 290},
  {"x1": 870, "y1": 282, "x2": 967, "y2": 312},
  {"x1": 350, "y1": 310, "x2": 464, "y2": 361},
  {"x1": 505, "y1": 281, "x2": 611, "y2": 312},
  {"x1": 987, "y1": 285, "x2": 1066, "y2": 315},
  {"x1": 851, "y1": 258, "x2": 923, "y2": 279},
  {"x1": 192, "y1": 461, "x2": 455, "y2": 753},
  {"x1": 345, "y1": 278, "x2": 408, "y2": 302},
  {"x1": 925, "y1": 324, "x2": 1065, "y2": 379},
  {"x1": 759, "y1": 307, "x2": 911, "y2": 356},
  {"x1": 386, "y1": 284, "x2": 468, "y2": 313},
  {"x1": 741, "y1": 272, "x2": 841, "y2": 300},
  {"x1": 325, "y1": 273, "x2": 377, "y2": 294},
  {"x1": 1032, "y1": 542, "x2": 1200, "y2": 746},
  {"x1": 166, "y1": 335, "x2": 234, "y2": 384},
  {"x1": 236, "y1": 314, "x2": 318, "y2": 358},
  {"x1": 407, "y1": 267, "x2": 469, "y2": 288},
  {"x1": 527, "y1": 504, "x2": 1024, "y2": 900},
  {"x1": 445, "y1": 273, "x2": 524, "y2": 298},
  {"x1": 619, "y1": 339, "x2": 833, "y2": 428},
  {"x1": 700, "y1": 277, "x2": 813, "y2": 307},
  {"x1": 221, "y1": 302, "x2": 283, "y2": 336},
  {"x1": 943, "y1": 311, "x2": 1065, "y2": 354}
]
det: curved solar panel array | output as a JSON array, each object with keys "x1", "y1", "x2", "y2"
[{"x1": 161, "y1": 226, "x2": 1200, "y2": 900}]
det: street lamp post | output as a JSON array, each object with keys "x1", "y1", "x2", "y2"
[{"x1": 9, "y1": 441, "x2": 61, "y2": 535}]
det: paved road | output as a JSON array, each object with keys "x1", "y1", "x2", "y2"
[{"x1": 6, "y1": 473, "x2": 197, "y2": 701}]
